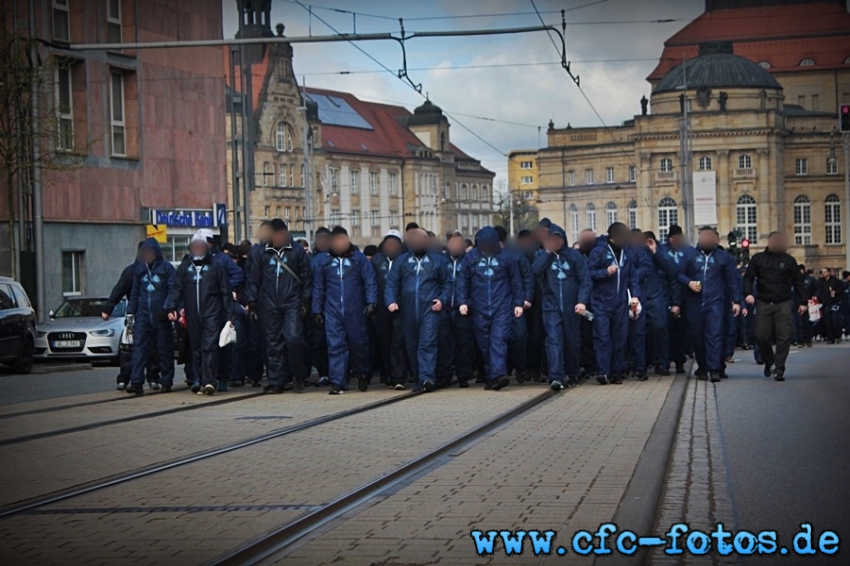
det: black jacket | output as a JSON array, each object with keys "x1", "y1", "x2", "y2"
[
  {"x1": 245, "y1": 243, "x2": 312, "y2": 308},
  {"x1": 104, "y1": 262, "x2": 137, "y2": 316},
  {"x1": 166, "y1": 255, "x2": 232, "y2": 326},
  {"x1": 817, "y1": 276, "x2": 845, "y2": 307},
  {"x1": 743, "y1": 249, "x2": 805, "y2": 305}
]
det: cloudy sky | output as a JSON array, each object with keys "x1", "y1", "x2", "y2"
[{"x1": 222, "y1": 0, "x2": 705, "y2": 185}]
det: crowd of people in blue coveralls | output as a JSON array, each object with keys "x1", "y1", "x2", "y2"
[{"x1": 100, "y1": 216, "x2": 850, "y2": 396}]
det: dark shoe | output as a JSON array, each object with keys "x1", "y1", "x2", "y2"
[
  {"x1": 709, "y1": 371, "x2": 721, "y2": 383},
  {"x1": 675, "y1": 364, "x2": 685, "y2": 374},
  {"x1": 217, "y1": 380, "x2": 228, "y2": 392},
  {"x1": 763, "y1": 365, "x2": 773, "y2": 378},
  {"x1": 806, "y1": 341, "x2": 813, "y2": 348},
  {"x1": 755, "y1": 358, "x2": 764, "y2": 365},
  {"x1": 329, "y1": 384, "x2": 343, "y2": 395},
  {"x1": 293, "y1": 379, "x2": 305, "y2": 393},
  {"x1": 697, "y1": 372, "x2": 708, "y2": 381},
  {"x1": 228, "y1": 380, "x2": 244, "y2": 388},
  {"x1": 126, "y1": 384, "x2": 144, "y2": 395},
  {"x1": 774, "y1": 372, "x2": 785, "y2": 382},
  {"x1": 550, "y1": 380, "x2": 564, "y2": 391},
  {"x1": 656, "y1": 366, "x2": 670, "y2": 376},
  {"x1": 394, "y1": 383, "x2": 407, "y2": 391},
  {"x1": 357, "y1": 375, "x2": 370, "y2": 392},
  {"x1": 458, "y1": 379, "x2": 469, "y2": 388},
  {"x1": 422, "y1": 379, "x2": 436, "y2": 393},
  {"x1": 267, "y1": 385, "x2": 285, "y2": 394},
  {"x1": 191, "y1": 382, "x2": 201, "y2": 394},
  {"x1": 483, "y1": 381, "x2": 493, "y2": 391},
  {"x1": 515, "y1": 371, "x2": 527, "y2": 384},
  {"x1": 636, "y1": 372, "x2": 648, "y2": 382},
  {"x1": 492, "y1": 376, "x2": 510, "y2": 391},
  {"x1": 161, "y1": 385, "x2": 172, "y2": 393},
  {"x1": 568, "y1": 376, "x2": 580, "y2": 388},
  {"x1": 596, "y1": 373, "x2": 609, "y2": 385},
  {"x1": 251, "y1": 381, "x2": 262, "y2": 388},
  {"x1": 720, "y1": 370, "x2": 728, "y2": 379},
  {"x1": 610, "y1": 375, "x2": 624, "y2": 385}
]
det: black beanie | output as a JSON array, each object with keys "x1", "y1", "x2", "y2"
[
  {"x1": 315, "y1": 226, "x2": 331, "y2": 236},
  {"x1": 331, "y1": 225, "x2": 348, "y2": 237},
  {"x1": 270, "y1": 218, "x2": 288, "y2": 232},
  {"x1": 667, "y1": 225, "x2": 683, "y2": 238}
]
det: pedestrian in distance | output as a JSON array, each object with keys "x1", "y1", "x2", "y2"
[{"x1": 312, "y1": 226, "x2": 378, "y2": 395}]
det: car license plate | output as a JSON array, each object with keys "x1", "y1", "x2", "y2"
[{"x1": 53, "y1": 340, "x2": 82, "y2": 348}]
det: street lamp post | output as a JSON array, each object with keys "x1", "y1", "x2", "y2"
[{"x1": 843, "y1": 133, "x2": 849, "y2": 270}]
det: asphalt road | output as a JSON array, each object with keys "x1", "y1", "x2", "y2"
[
  {"x1": 717, "y1": 342, "x2": 850, "y2": 564},
  {"x1": 0, "y1": 364, "x2": 188, "y2": 405}
]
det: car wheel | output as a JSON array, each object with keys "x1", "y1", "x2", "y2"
[{"x1": 13, "y1": 339, "x2": 34, "y2": 375}]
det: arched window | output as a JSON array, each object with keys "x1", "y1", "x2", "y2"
[
  {"x1": 605, "y1": 202, "x2": 618, "y2": 227},
  {"x1": 799, "y1": 58, "x2": 815, "y2": 66},
  {"x1": 276, "y1": 122, "x2": 293, "y2": 152},
  {"x1": 698, "y1": 156, "x2": 712, "y2": 171},
  {"x1": 793, "y1": 195, "x2": 812, "y2": 245},
  {"x1": 460, "y1": 183, "x2": 468, "y2": 201},
  {"x1": 735, "y1": 194, "x2": 757, "y2": 243},
  {"x1": 660, "y1": 158, "x2": 673, "y2": 173},
  {"x1": 586, "y1": 203, "x2": 597, "y2": 232},
  {"x1": 658, "y1": 197, "x2": 678, "y2": 240},
  {"x1": 471, "y1": 184, "x2": 479, "y2": 201},
  {"x1": 628, "y1": 200, "x2": 637, "y2": 229},
  {"x1": 758, "y1": 61, "x2": 771, "y2": 69},
  {"x1": 738, "y1": 154, "x2": 752, "y2": 170},
  {"x1": 825, "y1": 194, "x2": 842, "y2": 245},
  {"x1": 569, "y1": 204, "x2": 579, "y2": 243}
]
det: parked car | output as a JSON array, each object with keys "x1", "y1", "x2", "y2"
[
  {"x1": 35, "y1": 297, "x2": 126, "y2": 364},
  {"x1": 0, "y1": 277, "x2": 37, "y2": 374}
]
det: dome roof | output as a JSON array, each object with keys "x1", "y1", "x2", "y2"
[
  {"x1": 407, "y1": 98, "x2": 448, "y2": 126},
  {"x1": 653, "y1": 41, "x2": 782, "y2": 94}
]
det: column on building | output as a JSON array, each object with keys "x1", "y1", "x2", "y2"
[
  {"x1": 715, "y1": 149, "x2": 731, "y2": 232},
  {"x1": 756, "y1": 147, "x2": 774, "y2": 238},
  {"x1": 637, "y1": 152, "x2": 654, "y2": 231},
  {"x1": 380, "y1": 168, "x2": 390, "y2": 237}
]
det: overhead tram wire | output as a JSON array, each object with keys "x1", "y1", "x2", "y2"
[{"x1": 290, "y1": 0, "x2": 538, "y2": 175}]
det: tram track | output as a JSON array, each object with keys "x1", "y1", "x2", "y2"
[{"x1": 0, "y1": 391, "x2": 159, "y2": 420}]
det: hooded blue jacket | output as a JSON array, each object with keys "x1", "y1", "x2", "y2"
[
  {"x1": 456, "y1": 226, "x2": 524, "y2": 317},
  {"x1": 677, "y1": 245, "x2": 742, "y2": 306},
  {"x1": 312, "y1": 246, "x2": 378, "y2": 317},
  {"x1": 128, "y1": 238, "x2": 175, "y2": 320},
  {"x1": 443, "y1": 251, "x2": 466, "y2": 310},
  {"x1": 384, "y1": 250, "x2": 451, "y2": 321},
  {"x1": 587, "y1": 236, "x2": 642, "y2": 309},
  {"x1": 642, "y1": 247, "x2": 682, "y2": 307},
  {"x1": 532, "y1": 224, "x2": 591, "y2": 313}
]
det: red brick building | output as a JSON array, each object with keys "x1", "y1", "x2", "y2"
[{"x1": 1, "y1": 0, "x2": 226, "y2": 311}]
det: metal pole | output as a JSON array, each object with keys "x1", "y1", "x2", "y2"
[
  {"x1": 509, "y1": 187, "x2": 514, "y2": 237},
  {"x1": 841, "y1": 134, "x2": 850, "y2": 270},
  {"x1": 242, "y1": 61, "x2": 253, "y2": 240},
  {"x1": 228, "y1": 46, "x2": 242, "y2": 243},
  {"x1": 679, "y1": 55, "x2": 693, "y2": 241},
  {"x1": 300, "y1": 77, "x2": 312, "y2": 244},
  {"x1": 29, "y1": 0, "x2": 45, "y2": 321}
]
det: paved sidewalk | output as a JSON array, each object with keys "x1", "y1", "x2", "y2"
[{"x1": 278, "y1": 375, "x2": 676, "y2": 566}]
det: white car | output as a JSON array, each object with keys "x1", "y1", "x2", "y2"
[{"x1": 35, "y1": 297, "x2": 126, "y2": 363}]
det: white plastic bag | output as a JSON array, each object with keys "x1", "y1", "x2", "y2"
[
  {"x1": 219, "y1": 321, "x2": 237, "y2": 347},
  {"x1": 628, "y1": 291, "x2": 642, "y2": 320},
  {"x1": 807, "y1": 301, "x2": 821, "y2": 322}
]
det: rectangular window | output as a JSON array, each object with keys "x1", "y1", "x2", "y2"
[
  {"x1": 56, "y1": 65, "x2": 73, "y2": 151},
  {"x1": 520, "y1": 161, "x2": 533, "y2": 169},
  {"x1": 811, "y1": 94, "x2": 819, "y2": 111},
  {"x1": 795, "y1": 158, "x2": 808, "y2": 176},
  {"x1": 370, "y1": 210, "x2": 379, "y2": 226},
  {"x1": 279, "y1": 164, "x2": 287, "y2": 187},
  {"x1": 390, "y1": 211, "x2": 398, "y2": 228},
  {"x1": 351, "y1": 210, "x2": 359, "y2": 225},
  {"x1": 521, "y1": 176, "x2": 533, "y2": 185},
  {"x1": 461, "y1": 214, "x2": 468, "y2": 228},
  {"x1": 275, "y1": 206, "x2": 281, "y2": 218},
  {"x1": 330, "y1": 168, "x2": 339, "y2": 193},
  {"x1": 585, "y1": 169, "x2": 594, "y2": 185},
  {"x1": 370, "y1": 171, "x2": 379, "y2": 195},
  {"x1": 797, "y1": 95, "x2": 805, "y2": 108},
  {"x1": 825, "y1": 198, "x2": 841, "y2": 245},
  {"x1": 349, "y1": 170, "x2": 360, "y2": 193},
  {"x1": 107, "y1": 0, "x2": 122, "y2": 44},
  {"x1": 289, "y1": 165, "x2": 294, "y2": 188},
  {"x1": 568, "y1": 170, "x2": 575, "y2": 186},
  {"x1": 628, "y1": 166, "x2": 636, "y2": 183},
  {"x1": 53, "y1": 0, "x2": 70, "y2": 42},
  {"x1": 628, "y1": 206, "x2": 637, "y2": 229},
  {"x1": 606, "y1": 167, "x2": 615, "y2": 184},
  {"x1": 264, "y1": 205, "x2": 270, "y2": 217},
  {"x1": 793, "y1": 202, "x2": 812, "y2": 245},
  {"x1": 262, "y1": 162, "x2": 271, "y2": 186},
  {"x1": 62, "y1": 251, "x2": 84, "y2": 296},
  {"x1": 827, "y1": 159, "x2": 837, "y2": 175},
  {"x1": 388, "y1": 172, "x2": 398, "y2": 196},
  {"x1": 330, "y1": 209, "x2": 340, "y2": 225},
  {"x1": 284, "y1": 206, "x2": 291, "y2": 219},
  {"x1": 110, "y1": 71, "x2": 126, "y2": 156}
]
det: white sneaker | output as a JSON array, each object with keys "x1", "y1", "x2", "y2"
[
  {"x1": 204, "y1": 384, "x2": 216, "y2": 396},
  {"x1": 149, "y1": 382, "x2": 161, "y2": 391},
  {"x1": 116, "y1": 382, "x2": 126, "y2": 391}
]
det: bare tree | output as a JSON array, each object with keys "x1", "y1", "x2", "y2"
[{"x1": 493, "y1": 181, "x2": 539, "y2": 235}]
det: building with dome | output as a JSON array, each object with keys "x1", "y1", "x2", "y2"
[
  {"x1": 532, "y1": 0, "x2": 849, "y2": 269},
  {"x1": 223, "y1": 8, "x2": 493, "y2": 245}
]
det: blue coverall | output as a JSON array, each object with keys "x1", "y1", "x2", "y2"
[
  {"x1": 384, "y1": 251, "x2": 451, "y2": 387},
  {"x1": 127, "y1": 238, "x2": 176, "y2": 388},
  {"x1": 676, "y1": 246, "x2": 742, "y2": 373},
  {"x1": 588, "y1": 239, "x2": 643, "y2": 378},
  {"x1": 312, "y1": 248, "x2": 378, "y2": 388},
  {"x1": 245, "y1": 242, "x2": 312, "y2": 388},
  {"x1": 662, "y1": 242, "x2": 689, "y2": 369},
  {"x1": 456, "y1": 227, "x2": 524, "y2": 384},
  {"x1": 627, "y1": 244, "x2": 653, "y2": 374},
  {"x1": 642, "y1": 248, "x2": 681, "y2": 371},
  {"x1": 436, "y1": 252, "x2": 475, "y2": 386},
  {"x1": 532, "y1": 231, "x2": 591, "y2": 384}
]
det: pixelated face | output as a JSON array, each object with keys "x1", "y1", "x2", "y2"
[
  {"x1": 189, "y1": 241, "x2": 208, "y2": 258},
  {"x1": 698, "y1": 229, "x2": 718, "y2": 249},
  {"x1": 331, "y1": 234, "x2": 350, "y2": 255},
  {"x1": 140, "y1": 247, "x2": 156, "y2": 265},
  {"x1": 272, "y1": 229, "x2": 289, "y2": 249},
  {"x1": 446, "y1": 236, "x2": 465, "y2": 257}
]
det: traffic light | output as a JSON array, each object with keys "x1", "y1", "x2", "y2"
[
  {"x1": 741, "y1": 238, "x2": 750, "y2": 264},
  {"x1": 841, "y1": 103, "x2": 850, "y2": 134},
  {"x1": 726, "y1": 231, "x2": 739, "y2": 263}
]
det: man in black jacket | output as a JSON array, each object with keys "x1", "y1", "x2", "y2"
[
  {"x1": 743, "y1": 232, "x2": 807, "y2": 381},
  {"x1": 817, "y1": 268, "x2": 845, "y2": 344}
]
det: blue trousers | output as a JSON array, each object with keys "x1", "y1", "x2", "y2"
[
  {"x1": 436, "y1": 309, "x2": 475, "y2": 384},
  {"x1": 325, "y1": 309, "x2": 370, "y2": 387},
  {"x1": 687, "y1": 300, "x2": 726, "y2": 372},
  {"x1": 645, "y1": 299, "x2": 670, "y2": 370},
  {"x1": 402, "y1": 311, "x2": 440, "y2": 385},
  {"x1": 628, "y1": 310, "x2": 647, "y2": 373},
  {"x1": 593, "y1": 307, "x2": 629, "y2": 377},
  {"x1": 230, "y1": 306, "x2": 248, "y2": 382},
  {"x1": 131, "y1": 317, "x2": 174, "y2": 387},
  {"x1": 472, "y1": 310, "x2": 511, "y2": 383},
  {"x1": 261, "y1": 302, "x2": 306, "y2": 387},
  {"x1": 543, "y1": 308, "x2": 581, "y2": 382}
]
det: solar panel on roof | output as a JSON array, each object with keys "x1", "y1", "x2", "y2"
[{"x1": 305, "y1": 93, "x2": 374, "y2": 130}]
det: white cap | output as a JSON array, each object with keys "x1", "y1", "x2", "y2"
[
  {"x1": 190, "y1": 233, "x2": 209, "y2": 245},
  {"x1": 384, "y1": 229, "x2": 402, "y2": 241},
  {"x1": 196, "y1": 228, "x2": 214, "y2": 242}
]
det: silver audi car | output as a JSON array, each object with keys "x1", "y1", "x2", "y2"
[{"x1": 35, "y1": 297, "x2": 126, "y2": 363}]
